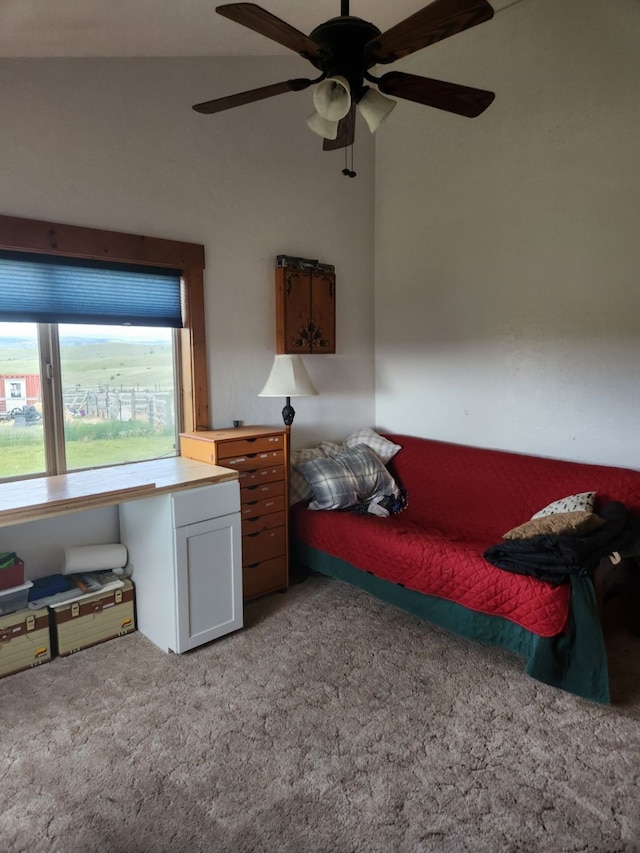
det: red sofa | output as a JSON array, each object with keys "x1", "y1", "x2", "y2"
[{"x1": 291, "y1": 433, "x2": 640, "y2": 703}]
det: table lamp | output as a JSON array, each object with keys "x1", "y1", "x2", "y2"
[{"x1": 258, "y1": 354, "x2": 318, "y2": 428}]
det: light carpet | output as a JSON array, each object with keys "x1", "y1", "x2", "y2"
[{"x1": 1, "y1": 575, "x2": 639, "y2": 853}]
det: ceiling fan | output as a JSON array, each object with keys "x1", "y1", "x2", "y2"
[{"x1": 193, "y1": 0, "x2": 495, "y2": 154}]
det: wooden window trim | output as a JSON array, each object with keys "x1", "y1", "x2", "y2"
[{"x1": 0, "y1": 213, "x2": 208, "y2": 433}]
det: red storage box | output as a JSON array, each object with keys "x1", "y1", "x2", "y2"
[{"x1": 0, "y1": 557, "x2": 25, "y2": 591}]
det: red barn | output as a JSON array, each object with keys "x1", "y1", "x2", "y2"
[{"x1": 0, "y1": 374, "x2": 41, "y2": 417}]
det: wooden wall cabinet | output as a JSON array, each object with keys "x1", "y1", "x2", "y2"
[
  {"x1": 180, "y1": 426, "x2": 289, "y2": 602},
  {"x1": 276, "y1": 256, "x2": 335, "y2": 354}
]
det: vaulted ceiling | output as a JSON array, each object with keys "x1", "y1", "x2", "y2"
[{"x1": 0, "y1": 0, "x2": 517, "y2": 58}]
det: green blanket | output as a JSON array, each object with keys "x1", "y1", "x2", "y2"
[{"x1": 292, "y1": 542, "x2": 610, "y2": 703}]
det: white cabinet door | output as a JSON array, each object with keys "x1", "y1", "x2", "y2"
[{"x1": 174, "y1": 513, "x2": 242, "y2": 652}]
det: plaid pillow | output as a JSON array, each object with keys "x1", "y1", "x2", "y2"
[
  {"x1": 290, "y1": 446, "x2": 326, "y2": 505},
  {"x1": 290, "y1": 432, "x2": 402, "y2": 507},
  {"x1": 342, "y1": 428, "x2": 401, "y2": 463},
  {"x1": 318, "y1": 440, "x2": 342, "y2": 457},
  {"x1": 297, "y1": 444, "x2": 402, "y2": 517}
]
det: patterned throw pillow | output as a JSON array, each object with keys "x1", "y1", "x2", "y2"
[
  {"x1": 531, "y1": 491, "x2": 596, "y2": 519},
  {"x1": 289, "y1": 430, "x2": 401, "y2": 506},
  {"x1": 503, "y1": 511, "x2": 605, "y2": 540},
  {"x1": 343, "y1": 428, "x2": 402, "y2": 463},
  {"x1": 290, "y1": 446, "x2": 327, "y2": 505},
  {"x1": 317, "y1": 440, "x2": 342, "y2": 457},
  {"x1": 297, "y1": 444, "x2": 403, "y2": 517}
]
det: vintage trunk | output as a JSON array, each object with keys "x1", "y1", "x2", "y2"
[
  {"x1": 50, "y1": 579, "x2": 136, "y2": 656},
  {"x1": 0, "y1": 606, "x2": 51, "y2": 678}
]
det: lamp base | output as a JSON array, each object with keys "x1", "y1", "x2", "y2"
[{"x1": 282, "y1": 397, "x2": 295, "y2": 427}]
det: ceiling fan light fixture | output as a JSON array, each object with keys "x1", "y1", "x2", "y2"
[
  {"x1": 312, "y1": 75, "x2": 352, "y2": 122},
  {"x1": 307, "y1": 110, "x2": 340, "y2": 140},
  {"x1": 357, "y1": 87, "x2": 397, "y2": 133}
]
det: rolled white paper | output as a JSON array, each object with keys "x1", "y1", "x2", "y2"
[{"x1": 62, "y1": 543, "x2": 128, "y2": 575}]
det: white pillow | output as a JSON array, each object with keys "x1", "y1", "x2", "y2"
[
  {"x1": 343, "y1": 428, "x2": 402, "y2": 464},
  {"x1": 531, "y1": 491, "x2": 596, "y2": 519}
]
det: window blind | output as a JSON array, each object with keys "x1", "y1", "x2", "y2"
[{"x1": 0, "y1": 250, "x2": 183, "y2": 327}]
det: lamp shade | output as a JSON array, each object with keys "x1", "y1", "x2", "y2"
[
  {"x1": 357, "y1": 87, "x2": 397, "y2": 133},
  {"x1": 258, "y1": 354, "x2": 318, "y2": 398},
  {"x1": 313, "y1": 76, "x2": 351, "y2": 122},
  {"x1": 307, "y1": 110, "x2": 339, "y2": 140}
]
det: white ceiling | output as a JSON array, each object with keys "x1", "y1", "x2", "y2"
[{"x1": 0, "y1": 0, "x2": 519, "y2": 58}]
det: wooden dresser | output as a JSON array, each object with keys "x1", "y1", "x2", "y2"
[{"x1": 179, "y1": 426, "x2": 288, "y2": 601}]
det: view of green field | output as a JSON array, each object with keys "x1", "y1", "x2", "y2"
[
  {"x1": 60, "y1": 340, "x2": 174, "y2": 389},
  {"x1": 1, "y1": 339, "x2": 173, "y2": 390},
  {"x1": 1, "y1": 330, "x2": 177, "y2": 480},
  {"x1": 0, "y1": 424, "x2": 176, "y2": 479}
]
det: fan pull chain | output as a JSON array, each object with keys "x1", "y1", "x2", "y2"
[{"x1": 341, "y1": 145, "x2": 356, "y2": 178}]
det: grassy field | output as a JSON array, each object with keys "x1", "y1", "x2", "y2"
[
  {"x1": 1, "y1": 335, "x2": 177, "y2": 479},
  {"x1": 0, "y1": 421, "x2": 175, "y2": 479},
  {"x1": 1, "y1": 339, "x2": 174, "y2": 391},
  {"x1": 60, "y1": 341, "x2": 174, "y2": 389}
]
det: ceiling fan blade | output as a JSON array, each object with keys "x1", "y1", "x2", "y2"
[
  {"x1": 193, "y1": 78, "x2": 313, "y2": 114},
  {"x1": 367, "y1": 0, "x2": 494, "y2": 64},
  {"x1": 323, "y1": 102, "x2": 356, "y2": 150},
  {"x1": 216, "y1": 3, "x2": 325, "y2": 61},
  {"x1": 378, "y1": 71, "x2": 494, "y2": 117}
]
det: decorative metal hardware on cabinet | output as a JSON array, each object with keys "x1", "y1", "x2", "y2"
[{"x1": 276, "y1": 255, "x2": 336, "y2": 354}]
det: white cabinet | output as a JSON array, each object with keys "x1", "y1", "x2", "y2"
[{"x1": 119, "y1": 479, "x2": 242, "y2": 653}]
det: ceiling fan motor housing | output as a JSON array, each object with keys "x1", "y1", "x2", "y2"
[{"x1": 308, "y1": 16, "x2": 382, "y2": 99}]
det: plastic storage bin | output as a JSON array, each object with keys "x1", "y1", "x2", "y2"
[
  {"x1": 0, "y1": 581, "x2": 34, "y2": 617},
  {"x1": 0, "y1": 557, "x2": 25, "y2": 591}
]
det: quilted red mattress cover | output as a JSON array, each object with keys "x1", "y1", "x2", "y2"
[
  {"x1": 292, "y1": 434, "x2": 640, "y2": 637},
  {"x1": 292, "y1": 507, "x2": 571, "y2": 636}
]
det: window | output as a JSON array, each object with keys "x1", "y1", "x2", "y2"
[
  {"x1": 0, "y1": 321, "x2": 179, "y2": 479},
  {"x1": 0, "y1": 214, "x2": 208, "y2": 483}
]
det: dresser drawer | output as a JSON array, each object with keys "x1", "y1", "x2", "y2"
[
  {"x1": 243, "y1": 555, "x2": 287, "y2": 600},
  {"x1": 237, "y1": 465, "x2": 284, "y2": 487},
  {"x1": 241, "y1": 479, "x2": 284, "y2": 502},
  {"x1": 241, "y1": 494, "x2": 285, "y2": 519},
  {"x1": 171, "y1": 480, "x2": 240, "y2": 528},
  {"x1": 220, "y1": 433, "x2": 284, "y2": 458},
  {"x1": 179, "y1": 435, "x2": 217, "y2": 465},
  {"x1": 242, "y1": 509, "x2": 286, "y2": 537},
  {"x1": 219, "y1": 449, "x2": 284, "y2": 471},
  {"x1": 242, "y1": 526, "x2": 286, "y2": 565}
]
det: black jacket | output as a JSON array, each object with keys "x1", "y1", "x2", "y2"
[{"x1": 484, "y1": 501, "x2": 640, "y2": 585}]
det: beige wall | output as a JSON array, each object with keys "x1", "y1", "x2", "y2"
[
  {"x1": 0, "y1": 55, "x2": 376, "y2": 451},
  {"x1": 3, "y1": 0, "x2": 640, "y2": 474},
  {"x1": 375, "y1": 0, "x2": 640, "y2": 468}
]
